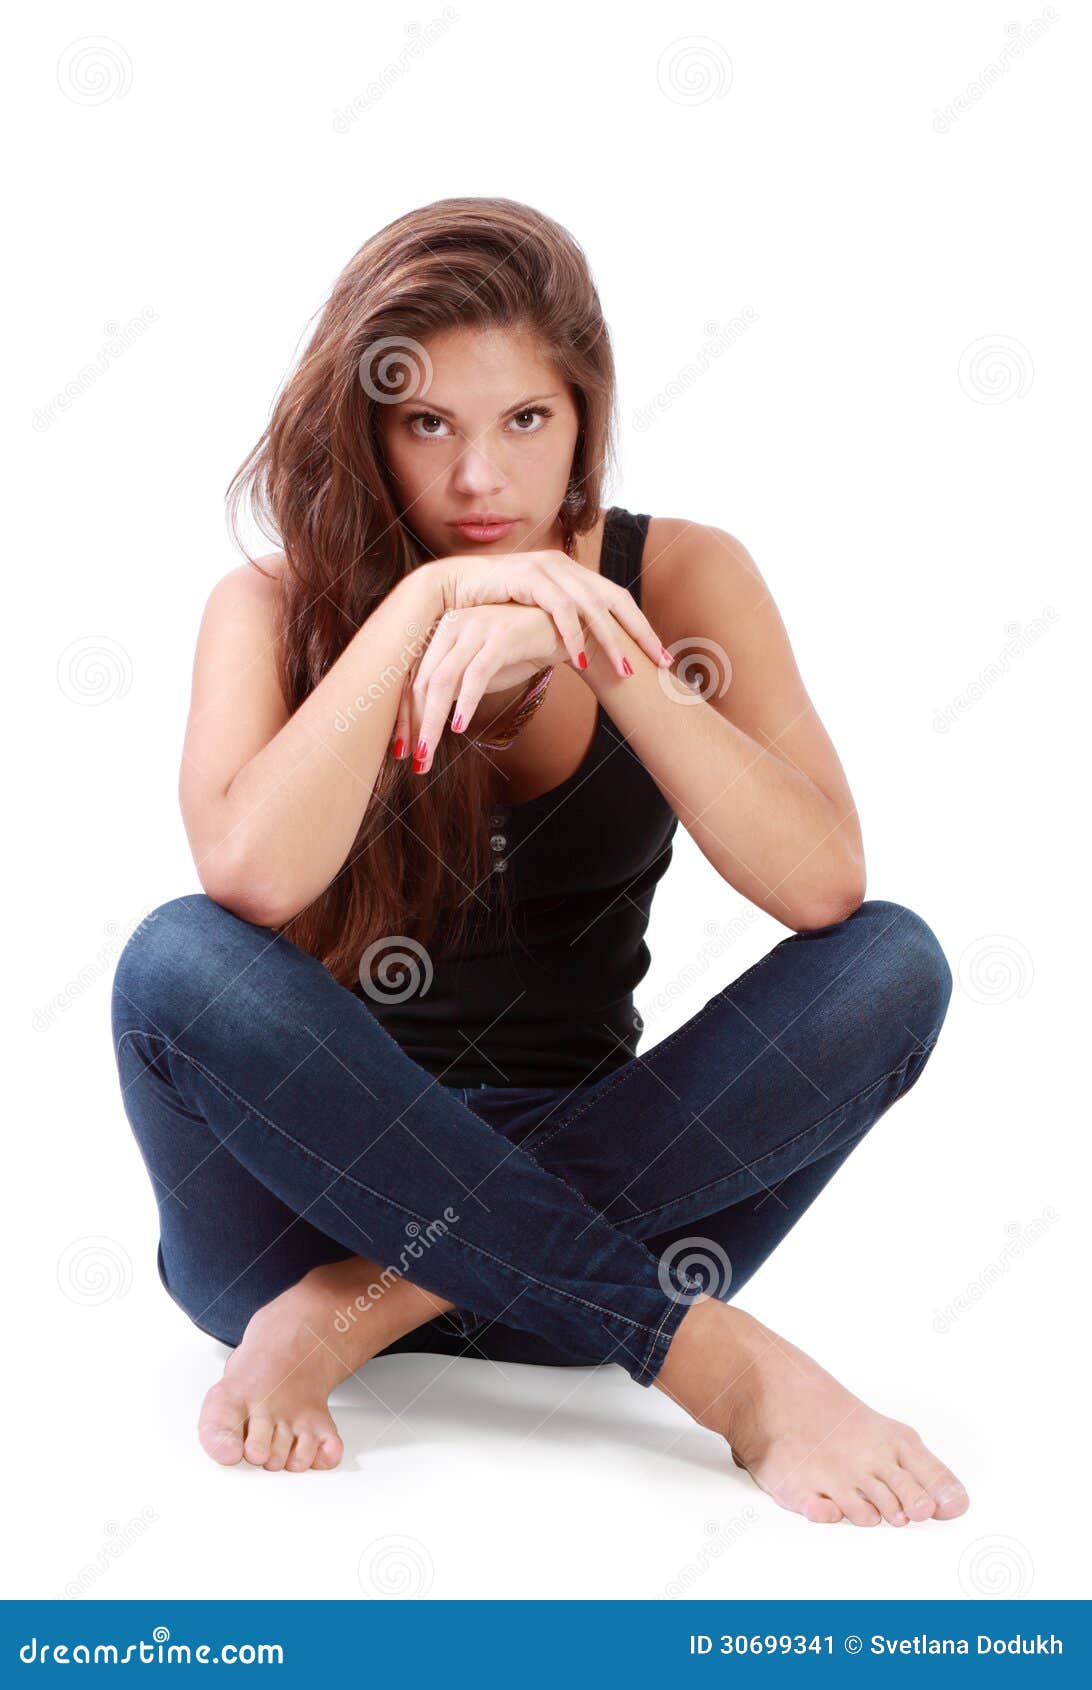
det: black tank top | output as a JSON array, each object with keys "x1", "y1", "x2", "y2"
[{"x1": 358, "y1": 506, "x2": 680, "y2": 1086}]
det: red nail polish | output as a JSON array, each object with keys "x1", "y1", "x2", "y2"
[
  {"x1": 413, "y1": 739, "x2": 427, "y2": 772},
  {"x1": 392, "y1": 737, "x2": 405, "y2": 759},
  {"x1": 660, "y1": 646, "x2": 674, "y2": 665},
  {"x1": 452, "y1": 714, "x2": 463, "y2": 733},
  {"x1": 621, "y1": 657, "x2": 633, "y2": 676},
  {"x1": 577, "y1": 650, "x2": 588, "y2": 670}
]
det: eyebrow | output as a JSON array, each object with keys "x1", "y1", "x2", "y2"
[{"x1": 396, "y1": 391, "x2": 560, "y2": 418}]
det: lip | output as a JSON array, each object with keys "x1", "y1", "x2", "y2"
[{"x1": 450, "y1": 517, "x2": 518, "y2": 542}]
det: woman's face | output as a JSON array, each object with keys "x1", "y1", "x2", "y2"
[{"x1": 374, "y1": 324, "x2": 581, "y2": 559}]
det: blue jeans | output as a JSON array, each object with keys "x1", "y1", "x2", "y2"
[{"x1": 109, "y1": 895, "x2": 952, "y2": 1385}]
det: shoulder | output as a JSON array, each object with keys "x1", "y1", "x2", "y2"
[
  {"x1": 640, "y1": 516, "x2": 768, "y2": 643},
  {"x1": 201, "y1": 551, "x2": 287, "y2": 622}
]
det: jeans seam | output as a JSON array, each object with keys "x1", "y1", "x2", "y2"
[
  {"x1": 609, "y1": 1041, "x2": 936, "y2": 1233},
  {"x1": 520, "y1": 952, "x2": 784, "y2": 1156},
  {"x1": 115, "y1": 1027, "x2": 672, "y2": 1353}
]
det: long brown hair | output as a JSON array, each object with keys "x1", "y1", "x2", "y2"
[{"x1": 226, "y1": 197, "x2": 618, "y2": 991}]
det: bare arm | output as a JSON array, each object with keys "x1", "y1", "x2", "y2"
[{"x1": 179, "y1": 559, "x2": 444, "y2": 928}]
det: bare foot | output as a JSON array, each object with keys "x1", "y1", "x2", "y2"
[
  {"x1": 197, "y1": 1257, "x2": 455, "y2": 1471},
  {"x1": 656, "y1": 1297, "x2": 970, "y2": 1527}
]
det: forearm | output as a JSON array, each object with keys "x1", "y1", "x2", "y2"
[
  {"x1": 579, "y1": 630, "x2": 864, "y2": 931},
  {"x1": 205, "y1": 566, "x2": 443, "y2": 926}
]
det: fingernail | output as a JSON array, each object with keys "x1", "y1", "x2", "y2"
[
  {"x1": 452, "y1": 714, "x2": 463, "y2": 733},
  {"x1": 413, "y1": 739, "x2": 427, "y2": 772},
  {"x1": 660, "y1": 646, "x2": 674, "y2": 665},
  {"x1": 577, "y1": 650, "x2": 588, "y2": 670},
  {"x1": 392, "y1": 737, "x2": 405, "y2": 759}
]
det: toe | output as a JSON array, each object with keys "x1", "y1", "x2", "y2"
[
  {"x1": 857, "y1": 1475, "x2": 909, "y2": 1527},
  {"x1": 801, "y1": 1493, "x2": 843, "y2": 1524},
  {"x1": 878, "y1": 1461, "x2": 934, "y2": 1521},
  {"x1": 834, "y1": 1488, "x2": 882, "y2": 1527},
  {"x1": 312, "y1": 1431, "x2": 344, "y2": 1470},
  {"x1": 285, "y1": 1429, "x2": 319, "y2": 1471},
  {"x1": 898, "y1": 1437, "x2": 969, "y2": 1519},
  {"x1": 243, "y1": 1414, "x2": 275, "y2": 1466},
  {"x1": 197, "y1": 1390, "x2": 247, "y2": 1467},
  {"x1": 263, "y1": 1422, "x2": 294, "y2": 1472}
]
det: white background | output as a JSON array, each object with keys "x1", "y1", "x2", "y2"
[{"x1": 9, "y1": 0, "x2": 1088, "y2": 1604}]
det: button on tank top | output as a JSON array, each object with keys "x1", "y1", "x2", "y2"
[{"x1": 357, "y1": 506, "x2": 679, "y2": 1086}]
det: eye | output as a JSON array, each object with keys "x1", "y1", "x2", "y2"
[
  {"x1": 406, "y1": 412, "x2": 452, "y2": 439},
  {"x1": 509, "y1": 405, "x2": 552, "y2": 434}
]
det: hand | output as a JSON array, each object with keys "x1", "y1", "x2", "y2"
[
  {"x1": 393, "y1": 602, "x2": 573, "y2": 775},
  {"x1": 430, "y1": 549, "x2": 675, "y2": 679}
]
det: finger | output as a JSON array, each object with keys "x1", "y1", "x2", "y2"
[
  {"x1": 392, "y1": 684, "x2": 412, "y2": 762},
  {"x1": 450, "y1": 652, "x2": 494, "y2": 738},
  {"x1": 512, "y1": 577, "x2": 587, "y2": 669},
  {"x1": 412, "y1": 657, "x2": 466, "y2": 775},
  {"x1": 600, "y1": 592, "x2": 675, "y2": 671}
]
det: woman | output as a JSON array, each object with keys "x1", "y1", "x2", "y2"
[{"x1": 111, "y1": 196, "x2": 968, "y2": 1529}]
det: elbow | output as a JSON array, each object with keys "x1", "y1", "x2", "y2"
[
  {"x1": 792, "y1": 876, "x2": 867, "y2": 934},
  {"x1": 197, "y1": 846, "x2": 294, "y2": 931}
]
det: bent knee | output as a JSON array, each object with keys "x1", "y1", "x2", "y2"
[
  {"x1": 847, "y1": 899, "x2": 953, "y2": 1048},
  {"x1": 110, "y1": 893, "x2": 252, "y2": 1047}
]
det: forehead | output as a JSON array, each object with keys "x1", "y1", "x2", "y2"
[{"x1": 413, "y1": 323, "x2": 557, "y2": 396}]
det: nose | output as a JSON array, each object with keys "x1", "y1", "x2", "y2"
[{"x1": 451, "y1": 439, "x2": 505, "y2": 498}]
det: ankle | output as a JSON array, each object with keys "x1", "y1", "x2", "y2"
[{"x1": 653, "y1": 1295, "x2": 761, "y2": 1434}]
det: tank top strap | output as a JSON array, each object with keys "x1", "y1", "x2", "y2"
[{"x1": 598, "y1": 506, "x2": 650, "y2": 605}]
